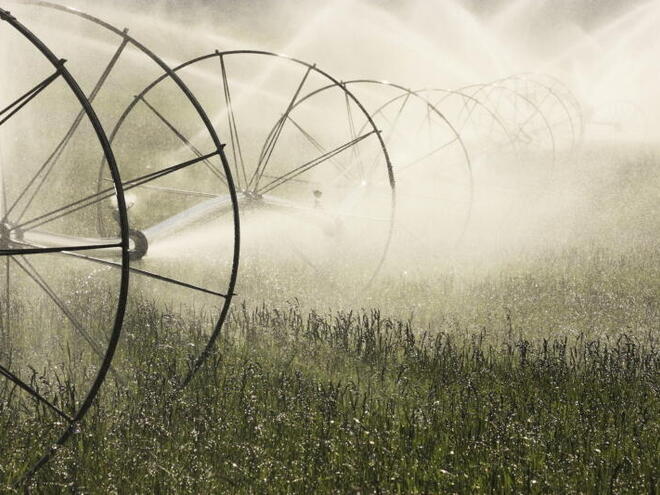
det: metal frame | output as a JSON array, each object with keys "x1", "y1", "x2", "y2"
[
  {"x1": 457, "y1": 82, "x2": 558, "y2": 170},
  {"x1": 0, "y1": 1, "x2": 588, "y2": 484},
  {"x1": 0, "y1": 5, "x2": 131, "y2": 484},
  {"x1": 322, "y1": 80, "x2": 475, "y2": 246},
  {"x1": 417, "y1": 87, "x2": 520, "y2": 156},
  {"x1": 492, "y1": 73, "x2": 584, "y2": 152},
  {"x1": 104, "y1": 50, "x2": 395, "y2": 293},
  {"x1": 13, "y1": 0, "x2": 242, "y2": 390}
]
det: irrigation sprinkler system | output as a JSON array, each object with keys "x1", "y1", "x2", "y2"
[
  {"x1": 457, "y1": 83, "x2": 558, "y2": 171},
  {"x1": 0, "y1": 0, "x2": 587, "y2": 482},
  {"x1": 326, "y1": 80, "x2": 474, "y2": 254},
  {"x1": 495, "y1": 73, "x2": 585, "y2": 152},
  {"x1": 98, "y1": 50, "x2": 395, "y2": 292},
  {"x1": 417, "y1": 87, "x2": 519, "y2": 158}
]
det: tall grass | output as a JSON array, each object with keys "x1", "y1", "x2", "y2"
[
  {"x1": 2, "y1": 298, "x2": 657, "y2": 493},
  {"x1": 1, "y1": 149, "x2": 658, "y2": 492}
]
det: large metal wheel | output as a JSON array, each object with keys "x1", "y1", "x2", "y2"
[
  {"x1": 0, "y1": 6, "x2": 130, "y2": 484},
  {"x1": 457, "y1": 82, "x2": 557, "y2": 185},
  {"x1": 418, "y1": 87, "x2": 519, "y2": 159},
  {"x1": 416, "y1": 87, "x2": 528, "y2": 247},
  {"x1": 494, "y1": 73, "x2": 584, "y2": 154},
  {"x1": 319, "y1": 81, "x2": 473, "y2": 264},
  {"x1": 105, "y1": 50, "x2": 395, "y2": 299},
  {"x1": 8, "y1": 1, "x2": 241, "y2": 390}
]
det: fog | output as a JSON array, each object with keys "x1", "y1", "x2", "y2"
[{"x1": 1, "y1": 0, "x2": 658, "y2": 311}]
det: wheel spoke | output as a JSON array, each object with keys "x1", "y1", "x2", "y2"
[
  {"x1": 478, "y1": 87, "x2": 508, "y2": 126},
  {"x1": 286, "y1": 115, "x2": 358, "y2": 181},
  {"x1": 218, "y1": 53, "x2": 248, "y2": 189},
  {"x1": 453, "y1": 93, "x2": 516, "y2": 149},
  {"x1": 12, "y1": 150, "x2": 220, "y2": 232},
  {"x1": 257, "y1": 130, "x2": 376, "y2": 195},
  {"x1": 450, "y1": 93, "x2": 481, "y2": 130},
  {"x1": 344, "y1": 92, "x2": 366, "y2": 181},
  {"x1": 102, "y1": 177, "x2": 217, "y2": 199},
  {"x1": 0, "y1": 65, "x2": 63, "y2": 127},
  {"x1": 0, "y1": 363, "x2": 73, "y2": 422},
  {"x1": 516, "y1": 91, "x2": 553, "y2": 131},
  {"x1": 364, "y1": 93, "x2": 411, "y2": 175},
  {"x1": 397, "y1": 137, "x2": 460, "y2": 173},
  {"x1": 370, "y1": 93, "x2": 411, "y2": 163},
  {"x1": 250, "y1": 64, "x2": 315, "y2": 190},
  {"x1": 5, "y1": 38, "x2": 129, "y2": 224},
  {"x1": 455, "y1": 97, "x2": 483, "y2": 133},
  {"x1": 0, "y1": 242, "x2": 121, "y2": 256},
  {"x1": 426, "y1": 98, "x2": 433, "y2": 140},
  {"x1": 48, "y1": 247, "x2": 232, "y2": 298},
  {"x1": 137, "y1": 95, "x2": 227, "y2": 186},
  {"x1": 11, "y1": 256, "x2": 111, "y2": 371},
  {"x1": 384, "y1": 92, "x2": 411, "y2": 142},
  {"x1": 286, "y1": 116, "x2": 326, "y2": 155},
  {"x1": 375, "y1": 104, "x2": 418, "y2": 147},
  {"x1": 411, "y1": 97, "x2": 432, "y2": 141}
]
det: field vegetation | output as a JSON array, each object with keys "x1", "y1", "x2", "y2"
[{"x1": 1, "y1": 149, "x2": 658, "y2": 493}]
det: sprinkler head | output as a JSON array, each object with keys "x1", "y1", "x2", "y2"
[
  {"x1": 110, "y1": 194, "x2": 136, "y2": 210},
  {"x1": 110, "y1": 194, "x2": 137, "y2": 223}
]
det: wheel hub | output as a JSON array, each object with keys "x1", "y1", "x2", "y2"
[
  {"x1": 128, "y1": 229, "x2": 149, "y2": 261},
  {"x1": 0, "y1": 222, "x2": 12, "y2": 250},
  {"x1": 243, "y1": 190, "x2": 263, "y2": 201}
]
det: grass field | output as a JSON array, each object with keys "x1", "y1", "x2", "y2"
[
  {"x1": 1, "y1": 148, "x2": 659, "y2": 493},
  {"x1": 2, "y1": 244, "x2": 658, "y2": 493}
]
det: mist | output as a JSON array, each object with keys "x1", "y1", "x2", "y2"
[
  {"x1": 1, "y1": 0, "x2": 658, "y2": 314},
  {"x1": 2, "y1": 0, "x2": 659, "y2": 486}
]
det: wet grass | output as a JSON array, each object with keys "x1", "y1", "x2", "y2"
[
  {"x1": 1, "y1": 149, "x2": 659, "y2": 493},
  {"x1": 1, "y1": 283, "x2": 658, "y2": 493}
]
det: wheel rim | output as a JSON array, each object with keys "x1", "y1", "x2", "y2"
[
  {"x1": 494, "y1": 74, "x2": 583, "y2": 154},
  {"x1": 459, "y1": 82, "x2": 557, "y2": 177},
  {"x1": 106, "y1": 50, "x2": 395, "y2": 299},
  {"x1": 0, "y1": 6, "x2": 130, "y2": 483},
  {"x1": 11, "y1": 0, "x2": 241, "y2": 389},
  {"x1": 329, "y1": 81, "x2": 475, "y2": 260}
]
